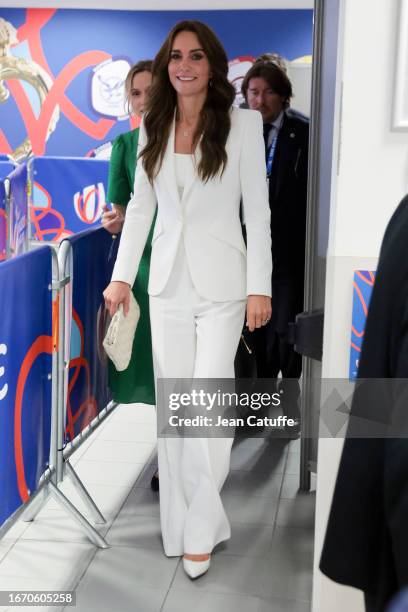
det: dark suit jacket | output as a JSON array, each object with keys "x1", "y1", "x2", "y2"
[
  {"x1": 269, "y1": 109, "x2": 309, "y2": 283},
  {"x1": 237, "y1": 109, "x2": 309, "y2": 364},
  {"x1": 320, "y1": 195, "x2": 408, "y2": 609}
]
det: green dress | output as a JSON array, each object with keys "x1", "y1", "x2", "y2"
[{"x1": 107, "y1": 129, "x2": 155, "y2": 404}]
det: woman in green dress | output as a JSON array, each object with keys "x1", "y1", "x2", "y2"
[{"x1": 102, "y1": 62, "x2": 158, "y2": 488}]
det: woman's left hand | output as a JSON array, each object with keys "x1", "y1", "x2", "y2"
[
  {"x1": 100, "y1": 204, "x2": 125, "y2": 235},
  {"x1": 246, "y1": 295, "x2": 272, "y2": 332}
]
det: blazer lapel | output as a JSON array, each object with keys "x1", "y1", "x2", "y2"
[{"x1": 162, "y1": 115, "x2": 183, "y2": 213}]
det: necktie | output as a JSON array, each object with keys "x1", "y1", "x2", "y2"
[{"x1": 263, "y1": 123, "x2": 273, "y2": 160}]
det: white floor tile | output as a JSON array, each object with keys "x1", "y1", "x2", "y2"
[
  {"x1": 222, "y1": 493, "x2": 279, "y2": 526},
  {"x1": 276, "y1": 496, "x2": 316, "y2": 530},
  {"x1": 97, "y1": 421, "x2": 157, "y2": 443},
  {"x1": 117, "y1": 487, "x2": 161, "y2": 517},
  {"x1": 79, "y1": 439, "x2": 155, "y2": 464},
  {"x1": 0, "y1": 540, "x2": 95, "y2": 587},
  {"x1": 41, "y1": 481, "x2": 131, "y2": 520},
  {"x1": 258, "y1": 596, "x2": 311, "y2": 611},
  {"x1": 73, "y1": 459, "x2": 145, "y2": 488},
  {"x1": 76, "y1": 546, "x2": 178, "y2": 600},
  {"x1": 0, "y1": 518, "x2": 30, "y2": 542},
  {"x1": 162, "y1": 589, "x2": 261, "y2": 612},
  {"x1": 171, "y1": 552, "x2": 266, "y2": 597},
  {"x1": 111, "y1": 402, "x2": 156, "y2": 424},
  {"x1": 0, "y1": 539, "x2": 15, "y2": 564},
  {"x1": 106, "y1": 512, "x2": 163, "y2": 550},
  {"x1": 74, "y1": 583, "x2": 166, "y2": 612},
  {"x1": 215, "y1": 521, "x2": 274, "y2": 558},
  {"x1": 262, "y1": 526, "x2": 314, "y2": 601},
  {"x1": 288, "y1": 437, "x2": 301, "y2": 454},
  {"x1": 285, "y1": 451, "x2": 301, "y2": 475},
  {"x1": 68, "y1": 435, "x2": 98, "y2": 466},
  {"x1": 223, "y1": 469, "x2": 284, "y2": 499},
  {"x1": 281, "y1": 474, "x2": 302, "y2": 499},
  {"x1": 18, "y1": 510, "x2": 110, "y2": 544}
]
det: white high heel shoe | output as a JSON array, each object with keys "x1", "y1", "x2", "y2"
[{"x1": 182, "y1": 556, "x2": 211, "y2": 579}]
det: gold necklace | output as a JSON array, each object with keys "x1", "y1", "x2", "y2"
[
  {"x1": 180, "y1": 125, "x2": 194, "y2": 138},
  {"x1": 177, "y1": 120, "x2": 197, "y2": 138}
]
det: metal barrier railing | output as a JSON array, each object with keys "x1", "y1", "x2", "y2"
[
  {"x1": 4, "y1": 178, "x2": 10, "y2": 260},
  {"x1": 8, "y1": 163, "x2": 28, "y2": 258},
  {"x1": 0, "y1": 228, "x2": 118, "y2": 548},
  {"x1": 0, "y1": 157, "x2": 122, "y2": 548},
  {"x1": 54, "y1": 232, "x2": 116, "y2": 543},
  {"x1": 0, "y1": 178, "x2": 7, "y2": 261},
  {"x1": 0, "y1": 246, "x2": 57, "y2": 540}
]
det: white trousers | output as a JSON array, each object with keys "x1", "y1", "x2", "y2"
[{"x1": 149, "y1": 243, "x2": 246, "y2": 556}]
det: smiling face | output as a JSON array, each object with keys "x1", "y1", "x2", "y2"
[
  {"x1": 129, "y1": 70, "x2": 152, "y2": 117},
  {"x1": 167, "y1": 30, "x2": 211, "y2": 99},
  {"x1": 246, "y1": 76, "x2": 286, "y2": 123}
]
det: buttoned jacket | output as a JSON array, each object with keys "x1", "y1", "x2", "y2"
[{"x1": 111, "y1": 107, "x2": 272, "y2": 301}]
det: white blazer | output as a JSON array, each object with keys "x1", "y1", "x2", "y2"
[{"x1": 111, "y1": 107, "x2": 272, "y2": 302}]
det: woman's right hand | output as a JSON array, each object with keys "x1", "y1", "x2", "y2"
[
  {"x1": 103, "y1": 281, "x2": 131, "y2": 316},
  {"x1": 101, "y1": 204, "x2": 125, "y2": 235}
]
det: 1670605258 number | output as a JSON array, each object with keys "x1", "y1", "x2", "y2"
[{"x1": 0, "y1": 591, "x2": 76, "y2": 606}]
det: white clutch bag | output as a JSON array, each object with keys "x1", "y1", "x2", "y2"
[{"x1": 103, "y1": 292, "x2": 140, "y2": 371}]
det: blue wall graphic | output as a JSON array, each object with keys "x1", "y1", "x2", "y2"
[{"x1": 0, "y1": 8, "x2": 313, "y2": 158}]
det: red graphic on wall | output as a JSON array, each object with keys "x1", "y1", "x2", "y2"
[
  {"x1": 65, "y1": 309, "x2": 98, "y2": 442},
  {"x1": 0, "y1": 9, "x2": 133, "y2": 157},
  {"x1": 351, "y1": 270, "x2": 375, "y2": 352},
  {"x1": 14, "y1": 334, "x2": 53, "y2": 502},
  {"x1": 30, "y1": 181, "x2": 73, "y2": 242},
  {"x1": 73, "y1": 184, "x2": 105, "y2": 225}
]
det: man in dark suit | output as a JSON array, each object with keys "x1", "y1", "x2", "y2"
[
  {"x1": 320, "y1": 196, "x2": 408, "y2": 611},
  {"x1": 240, "y1": 61, "x2": 309, "y2": 426}
]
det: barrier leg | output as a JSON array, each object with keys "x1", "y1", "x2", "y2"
[
  {"x1": 21, "y1": 487, "x2": 50, "y2": 522},
  {"x1": 48, "y1": 481, "x2": 109, "y2": 549},
  {"x1": 54, "y1": 241, "x2": 109, "y2": 545},
  {"x1": 64, "y1": 460, "x2": 106, "y2": 524}
]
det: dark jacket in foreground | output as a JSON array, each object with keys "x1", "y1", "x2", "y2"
[{"x1": 320, "y1": 195, "x2": 408, "y2": 610}]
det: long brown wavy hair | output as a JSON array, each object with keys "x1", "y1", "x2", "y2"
[{"x1": 141, "y1": 20, "x2": 236, "y2": 183}]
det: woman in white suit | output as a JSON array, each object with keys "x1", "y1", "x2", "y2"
[{"x1": 103, "y1": 20, "x2": 272, "y2": 578}]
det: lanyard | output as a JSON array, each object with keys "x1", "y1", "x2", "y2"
[{"x1": 266, "y1": 131, "x2": 278, "y2": 177}]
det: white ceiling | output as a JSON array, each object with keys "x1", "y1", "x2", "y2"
[{"x1": 0, "y1": 0, "x2": 314, "y2": 10}]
